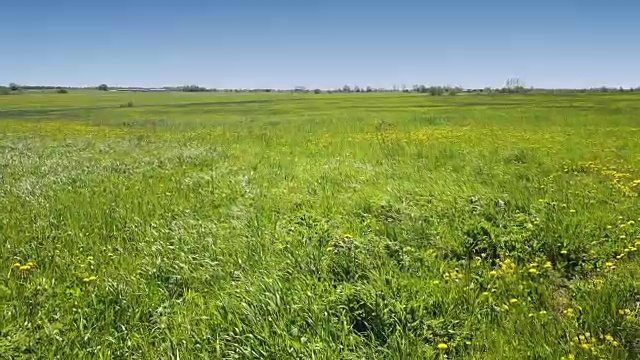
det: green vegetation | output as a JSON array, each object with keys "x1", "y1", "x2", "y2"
[{"x1": 1, "y1": 91, "x2": 639, "y2": 358}]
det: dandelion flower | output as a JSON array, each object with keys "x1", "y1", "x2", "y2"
[
  {"x1": 489, "y1": 270, "x2": 497, "y2": 276},
  {"x1": 543, "y1": 261, "x2": 552, "y2": 269},
  {"x1": 560, "y1": 250, "x2": 568, "y2": 255},
  {"x1": 605, "y1": 262, "x2": 615, "y2": 267},
  {"x1": 19, "y1": 265, "x2": 31, "y2": 271},
  {"x1": 539, "y1": 310, "x2": 547, "y2": 315},
  {"x1": 82, "y1": 276, "x2": 98, "y2": 283},
  {"x1": 12, "y1": 262, "x2": 21, "y2": 269},
  {"x1": 528, "y1": 268, "x2": 538, "y2": 275},
  {"x1": 437, "y1": 343, "x2": 448, "y2": 350},
  {"x1": 509, "y1": 298, "x2": 518, "y2": 304}
]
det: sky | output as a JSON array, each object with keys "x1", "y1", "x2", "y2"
[{"x1": 1, "y1": 0, "x2": 639, "y2": 89}]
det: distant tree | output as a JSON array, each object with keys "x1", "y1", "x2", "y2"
[
  {"x1": 9, "y1": 83, "x2": 20, "y2": 91},
  {"x1": 313, "y1": 89, "x2": 322, "y2": 94},
  {"x1": 0, "y1": 86, "x2": 10, "y2": 95},
  {"x1": 353, "y1": 85, "x2": 361, "y2": 93},
  {"x1": 97, "y1": 84, "x2": 109, "y2": 91},
  {"x1": 503, "y1": 78, "x2": 527, "y2": 93},
  {"x1": 56, "y1": 88, "x2": 68, "y2": 94},
  {"x1": 366, "y1": 86, "x2": 373, "y2": 93},
  {"x1": 429, "y1": 86, "x2": 444, "y2": 96},
  {"x1": 412, "y1": 85, "x2": 427, "y2": 93},
  {"x1": 342, "y1": 85, "x2": 351, "y2": 93},
  {"x1": 180, "y1": 85, "x2": 208, "y2": 92},
  {"x1": 447, "y1": 87, "x2": 460, "y2": 96}
]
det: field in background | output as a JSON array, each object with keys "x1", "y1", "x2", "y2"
[{"x1": 1, "y1": 91, "x2": 640, "y2": 359}]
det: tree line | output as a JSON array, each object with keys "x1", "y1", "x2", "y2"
[{"x1": 3, "y1": 82, "x2": 640, "y2": 96}]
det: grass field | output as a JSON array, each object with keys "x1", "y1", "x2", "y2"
[{"x1": 1, "y1": 91, "x2": 640, "y2": 359}]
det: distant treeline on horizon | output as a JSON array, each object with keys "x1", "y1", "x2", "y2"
[{"x1": 2, "y1": 82, "x2": 640, "y2": 95}]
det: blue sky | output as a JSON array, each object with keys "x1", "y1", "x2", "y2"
[{"x1": 1, "y1": 0, "x2": 639, "y2": 89}]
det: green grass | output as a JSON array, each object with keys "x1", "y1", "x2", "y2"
[{"x1": 1, "y1": 91, "x2": 640, "y2": 359}]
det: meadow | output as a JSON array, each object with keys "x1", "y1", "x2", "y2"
[{"x1": 1, "y1": 91, "x2": 639, "y2": 359}]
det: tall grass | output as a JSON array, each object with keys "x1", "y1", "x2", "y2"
[{"x1": 1, "y1": 92, "x2": 639, "y2": 358}]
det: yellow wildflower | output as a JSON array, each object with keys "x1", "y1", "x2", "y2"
[
  {"x1": 572, "y1": 336, "x2": 579, "y2": 343},
  {"x1": 560, "y1": 250, "x2": 568, "y2": 255},
  {"x1": 528, "y1": 268, "x2": 538, "y2": 275},
  {"x1": 437, "y1": 343, "x2": 448, "y2": 350},
  {"x1": 19, "y1": 265, "x2": 31, "y2": 271},
  {"x1": 604, "y1": 334, "x2": 613, "y2": 342},
  {"x1": 12, "y1": 262, "x2": 21, "y2": 268},
  {"x1": 543, "y1": 261, "x2": 552, "y2": 269},
  {"x1": 509, "y1": 298, "x2": 518, "y2": 304},
  {"x1": 489, "y1": 270, "x2": 497, "y2": 276},
  {"x1": 605, "y1": 262, "x2": 615, "y2": 267},
  {"x1": 82, "y1": 276, "x2": 98, "y2": 283}
]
